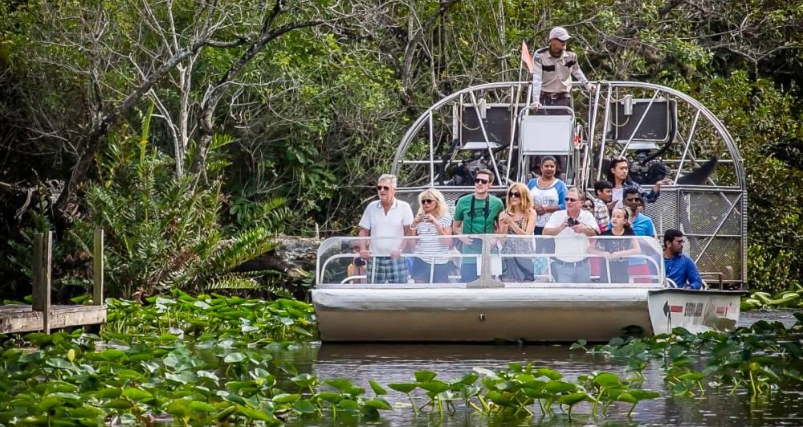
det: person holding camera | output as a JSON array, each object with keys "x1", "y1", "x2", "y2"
[
  {"x1": 543, "y1": 187, "x2": 598, "y2": 283},
  {"x1": 410, "y1": 189, "x2": 453, "y2": 283}
]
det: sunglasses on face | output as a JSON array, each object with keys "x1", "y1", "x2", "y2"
[
  {"x1": 474, "y1": 178, "x2": 490, "y2": 184},
  {"x1": 565, "y1": 197, "x2": 579, "y2": 202},
  {"x1": 377, "y1": 185, "x2": 391, "y2": 192},
  {"x1": 421, "y1": 199, "x2": 435, "y2": 205},
  {"x1": 508, "y1": 192, "x2": 521, "y2": 198}
]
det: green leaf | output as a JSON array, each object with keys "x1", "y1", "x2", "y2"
[
  {"x1": 272, "y1": 393, "x2": 300, "y2": 404},
  {"x1": 418, "y1": 380, "x2": 449, "y2": 394},
  {"x1": 46, "y1": 358, "x2": 72, "y2": 369},
  {"x1": 102, "y1": 399, "x2": 133, "y2": 410},
  {"x1": 100, "y1": 349, "x2": 125, "y2": 361},
  {"x1": 188, "y1": 401, "x2": 216, "y2": 413},
  {"x1": 558, "y1": 392, "x2": 591, "y2": 406},
  {"x1": 369, "y1": 380, "x2": 387, "y2": 395},
  {"x1": 122, "y1": 388, "x2": 153, "y2": 402},
  {"x1": 534, "y1": 368, "x2": 563, "y2": 380},
  {"x1": 388, "y1": 383, "x2": 417, "y2": 394},
  {"x1": 593, "y1": 372, "x2": 622, "y2": 388},
  {"x1": 293, "y1": 399, "x2": 317, "y2": 414},
  {"x1": 364, "y1": 398, "x2": 392, "y2": 410},
  {"x1": 414, "y1": 370, "x2": 437, "y2": 382},
  {"x1": 324, "y1": 379, "x2": 355, "y2": 392},
  {"x1": 224, "y1": 352, "x2": 246, "y2": 363}
]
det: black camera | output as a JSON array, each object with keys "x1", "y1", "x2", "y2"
[
  {"x1": 353, "y1": 257, "x2": 366, "y2": 267},
  {"x1": 567, "y1": 217, "x2": 579, "y2": 227}
]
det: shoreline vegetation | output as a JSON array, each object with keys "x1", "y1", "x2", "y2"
[
  {"x1": 1, "y1": 0, "x2": 802, "y2": 303},
  {"x1": 0, "y1": 294, "x2": 801, "y2": 426}
]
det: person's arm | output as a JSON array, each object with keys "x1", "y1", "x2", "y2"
[
  {"x1": 568, "y1": 53, "x2": 593, "y2": 92},
  {"x1": 594, "y1": 201, "x2": 609, "y2": 232},
  {"x1": 543, "y1": 213, "x2": 565, "y2": 236},
  {"x1": 531, "y1": 55, "x2": 543, "y2": 105},
  {"x1": 556, "y1": 181, "x2": 567, "y2": 210},
  {"x1": 685, "y1": 257, "x2": 704, "y2": 290},
  {"x1": 612, "y1": 237, "x2": 641, "y2": 259},
  {"x1": 358, "y1": 227, "x2": 371, "y2": 259}
]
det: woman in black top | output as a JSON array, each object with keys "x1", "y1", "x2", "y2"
[{"x1": 588, "y1": 207, "x2": 642, "y2": 283}]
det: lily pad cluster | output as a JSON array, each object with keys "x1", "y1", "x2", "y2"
[
  {"x1": 571, "y1": 312, "x2": 803, "y2": 400},
  {"x1": 387, "y1": 365, "x2": 659, "y2": 420},
  {"x1": 742, "y1": 286, "x2": 803, "y2": 310},
  {"x1": 103, "y1": 290, "x2": 317, "y2": 342}
]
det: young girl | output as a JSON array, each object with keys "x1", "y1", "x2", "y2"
[
  {"x1": 588, "y1": 207, "x2": 642, "y2": 283},
  {"x1": 498, "y1": 182, "x2": 537, "y2": 281}
]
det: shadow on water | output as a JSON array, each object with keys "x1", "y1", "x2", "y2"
[{"x1": 277, "y1": 310, "x2": 803, "y2": 427}]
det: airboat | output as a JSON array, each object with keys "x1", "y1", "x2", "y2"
[{"x1": 313, "y1": 80, "x2": 745, "y2": 342}]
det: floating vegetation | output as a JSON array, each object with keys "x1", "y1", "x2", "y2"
[
  {"x1": 103, "y1": 289, "x2": 318, "y2": 343},
  {"x1": 0, "y1": 293, "x2": 661, "y2": 425},
  {"x1": 571, "y1": 312, "x2": 803, "y2": 401},
  {"x1": 742, "y1": 286, "x2": 803, "y2": 310}
]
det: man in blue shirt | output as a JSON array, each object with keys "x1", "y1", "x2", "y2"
[
  {"x1": 622, "y1": 189, "x2": 656, "y2": 237},
  {"x1": 663, "y1": 229, "x2": 703, "y2": 290}
]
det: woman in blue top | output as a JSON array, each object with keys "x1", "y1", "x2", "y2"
[
  {"x1": 527, "y1": 156, "x2": 567, "y2": 254},
  {"x1": 606, "y1": 157, "x2": 669, "y2": 210}
]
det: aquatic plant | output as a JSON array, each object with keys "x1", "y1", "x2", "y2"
[
  {"x1": 102, "y1": 289, "x2": 317, "y2": 342},
  {"x1": 572, "y1": 312, "x2": 803, "y2": 401},
  {"x1": 388, "y1": 364, "x2": 659, "y2": 420}
]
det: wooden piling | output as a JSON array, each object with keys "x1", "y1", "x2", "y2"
[
  {"x1": 93, "y1": 229, "x2": 104, "y2": 306},
  {"x1": 31, "y1": 232, "x2": 52, "y2": 334}
]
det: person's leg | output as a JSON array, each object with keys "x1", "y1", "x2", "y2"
[
  {"x1": 576, "y1": 261, "x2": 591, "y2": 283},
  {"x1": 389, "y1": 257, "x2": 409, "y2": 284},
  {"x1": 433, "y1": 263, "x2": 450, "y2": 283},
  {"x1": 461, "y1": 262, "x2": 479, "y2": 282},
  {"x1": 553, "y1": 263, "x2": 571, "y2": 283}
]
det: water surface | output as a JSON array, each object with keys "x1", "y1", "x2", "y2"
[{"x1": 280, "y1": 310, "x2": 802, "y2": 426}]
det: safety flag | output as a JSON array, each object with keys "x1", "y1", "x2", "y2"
[{"x1": 520, "y1": 41, "x2": 535, "y2": 73}]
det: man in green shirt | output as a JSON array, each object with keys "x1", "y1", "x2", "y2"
[{"x1": 453, "y1": 169, "x2": 505, "y2": 281}]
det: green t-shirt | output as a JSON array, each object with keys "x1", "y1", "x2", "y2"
[{"x1": 454, "y1": 194, "x2": 504, "y2": 260}]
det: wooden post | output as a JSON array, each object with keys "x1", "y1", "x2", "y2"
[
  {"x1": 31, "y1": 232, "x2": 52, "y2": 334},
  {"x1": 93, "y1": 229, "x2": 104, "y2": 306}
]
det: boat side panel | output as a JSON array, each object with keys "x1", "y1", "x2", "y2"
[
  {"x1": 647, "y1": 289, "x2": 741, "y2": 334},
  {"x1": 313, "y1": 288, "x2": 653, "y2": 342}
]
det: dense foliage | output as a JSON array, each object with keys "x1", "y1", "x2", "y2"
[
  {"x1": 572, "y1": 313, "x2": 803, "y2": 399},
  {"x1": 0, "y1": 295, "x2": 661, "y2": 426},
  {"x1": 2, "y1": 0, "x2": 803, "y2": 295}
]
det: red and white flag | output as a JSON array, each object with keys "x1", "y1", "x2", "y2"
[{"x1": 520, "y1": 41, "x2": 534, "y2": 73}]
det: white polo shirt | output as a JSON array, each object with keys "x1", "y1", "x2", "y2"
[
  {"x1": 358, "y1": 199, "x2": 414, "y2": 256},
  {"x1": 544, "y1": 210, "x2": 598, "y2": 262}
]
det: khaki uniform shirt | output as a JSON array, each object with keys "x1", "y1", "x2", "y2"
[{"x1": 531, "y1": 48, "x2": 591, "y2": 101}]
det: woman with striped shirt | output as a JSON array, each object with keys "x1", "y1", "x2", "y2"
[{"x1": 410, "y1": 189, "x2": 453, "y2": 283}]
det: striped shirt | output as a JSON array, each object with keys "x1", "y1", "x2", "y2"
[{"x1": 414, "y1": 214, "x2": 452, "y2": 264}]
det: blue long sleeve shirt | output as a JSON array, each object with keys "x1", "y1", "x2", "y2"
[{"x1": 665, "y1": 253, "x2": 703, "y2": 290}]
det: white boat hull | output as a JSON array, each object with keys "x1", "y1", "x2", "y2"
[{"x1": 313, "y1": 287, "x2": 742, "y2": 342}]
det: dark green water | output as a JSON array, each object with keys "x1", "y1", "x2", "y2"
[{"x1": 274, "y1": 310, "x2": 803, "y2": 427}]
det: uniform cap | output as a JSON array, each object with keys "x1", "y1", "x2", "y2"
[{"x1": 549, "y1": 27, "x2": 571, "y2": 42}]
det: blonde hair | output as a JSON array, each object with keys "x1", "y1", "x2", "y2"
[
  {"x1": 506, "y1": 182, "x2": 533, "y2": 214},
  {"x1": 416, "y1": 188, "x2": 447, "y2": 217}
]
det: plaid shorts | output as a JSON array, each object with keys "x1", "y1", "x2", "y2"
[{"x1": 367, "y1": 257, "x2": 409, "y2": 284}]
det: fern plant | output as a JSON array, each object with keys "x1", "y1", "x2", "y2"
[{"x1": 76, "y1": 105, "x2": 288, "y2": 297}]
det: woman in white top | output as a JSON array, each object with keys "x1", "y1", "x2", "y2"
[
  {"x1": 527, "y1": 156, "x2": 568, "y2": 253},
  {"x1": 410, "y1": 189, "x2": 453, "y2": 283}
]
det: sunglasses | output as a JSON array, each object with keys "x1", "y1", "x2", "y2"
[
  {"x1": 421, "y1": 199, "x2": 435, "y2": 205},
  {"x1": 376, "y1": 185, "x2": 391, "y2": 191},
  {"x1": 565, "y1": 197, "x2": 579, "y2": 202},
  {"x1": 508, "y1": 192, "x2": 522, "y2": 198},
  {"x1": 474, "y1": 178, "x2": 490, "y2": 184}
]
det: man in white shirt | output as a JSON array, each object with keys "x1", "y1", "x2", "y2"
[
  {"x1": 358, "y1": 174, "x2": 415, "y2": 283},
  {"x1": 543, "y1": 187, "x2": 599, "y2": 283}
]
